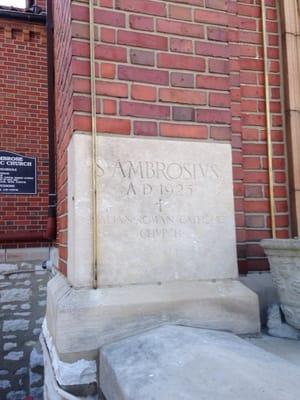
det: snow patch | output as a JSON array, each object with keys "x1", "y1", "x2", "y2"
[
  {"x1": 42, "y1": 320, "x2": 97, "y2": 386},
  {"x1": 3, "y1": 319, "x2": 29, "y2": 332},
  {"x1": 3, "y1": 342, "x2": 17, "y2": 351}
]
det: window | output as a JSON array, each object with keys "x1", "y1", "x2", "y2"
[{"x1": 0, "y1": 0, "x2": 27, "y2": 8}]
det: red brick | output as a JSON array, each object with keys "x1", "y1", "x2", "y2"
[
  {"x1": 194, "y1": 9, "x2": 228, "y2": 26},
  {"x1": 130, "y1": 49, "x2": 155, "y2": 66},
  {"x1": 95, "y1": 8, "x2": 126, "y2": 27},
  {"x1": 116, "y1": 0, "x2": 166, "y2": 16},
  {"x1": 95, "y1": 44, "x2": 127, "y2": 62},
  {"x1": 118, "y1": 65, "x2": 169, "y2": 85},
  {"x1": 172, "y1": 106, "x2": 195, "y2": 121},
  {"x1": 210, "y1": 126, "x2": 231, "y2": 140},
  {"x1": 171, "y1": 72, "x2": 194, "y2": 88},
  {"x1": 170, "y1": 38, "x2": 193, "y2": 54},
  {"x1": 129, "y1": 15, "x2": 154, "y2": 31},
  {"x1": 159, "y1": 88, "x2": 206, "y2": 105},
  {"x1": 195, "y1": 41, "x2": 229, "y2": 58},
  {"x1": 157, "y1": 19, "x2": 204, "y2": 38},
  {"x1": 160, "y1": 123, "x2": 208, "y2": 139},
  {"x1": 134, "y1": 121, "x2": 157, "y2": 136},
  {"x1": 206, "y1": 0, "x2": 228, "y2": 11},
  {"x1": 101, "y1": 27, "x2": 116, "y2": 44},
  {"x1": 118, "y1": 30, "x2": 168, "y2": 50},
  {"x1": 103, "y1": 99, "x2": 117, "y2": 115},
  {"x1": 120, "y1": 101, "x2": 170, "y2": 119},
  {"x1": 131, "y1": 84, "x2": 156, "y2": 102},
  {"x1": 101, "y1": 63, "x2": 116, "y2": 79},
  {"x1": 196, "y1": 109, "x2": 231, "y2": 124},
  {"x1": 207, "y1": 27, "x2": 228, "y2": 42},
  {"x1": 209, "y1": 93, "x2": 230, "y2": 108},
  {"x1": 97, "y1": 117, "x2": 131, "y2": 134},
  {"x1": 196, "y1": 75, "x2": 229, "y2": 90},
  {"x1": 209, "y1": 59, "x2": 229, "y2": 75},
  {"x1": 169, "y1": 4, "x2": 192, "y2": 21},
  {"x1": 96, "y1": 81, "x2": 128, "y2": 97},
  {"x1": 158, "y1": 53, "x2": 205, "y2": 72}
]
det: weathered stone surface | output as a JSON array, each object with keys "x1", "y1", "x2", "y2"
[
  {"x1": 46, "y1": 274, "x2": 260, "y2": 361},
  {"x1": 0, "y1": 261, "x2": 50, "y2": 399},
  {"x1": 68, "y1": 134, "x2": 238, "y2": 287},
  {"x1": 100, "y1": 325, "x2": 300, "y2": 400},
  {"x1": 5, "y1": 247, "x2": 50, "y2": 263},
  {"x1": 0, "y1": 288, "x2": 31, "y2": 303},
  {"x1": 261, "y1": 238, "x2": 300, "y2": 329},
  {"x1": 3, "y1": 320, "x2": 29, "y2": 332}
]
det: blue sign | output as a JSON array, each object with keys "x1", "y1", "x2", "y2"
[{"x1": 0, "y1": 151, "x2": 37, "y2": 194}]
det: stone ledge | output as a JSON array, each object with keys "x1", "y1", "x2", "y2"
[
  {"x1": 100, "y1": 325, "x2": 300, "y2": 400},
  {"x1": 46, "y1": 274, "x2": 260, "y2": 362}
]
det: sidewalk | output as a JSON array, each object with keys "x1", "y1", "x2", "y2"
[{"x1": 0, "y1": 261, "x2": 50, "y2": 400}]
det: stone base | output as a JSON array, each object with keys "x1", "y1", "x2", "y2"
[{"x1": 46, "y1": 274, "x2": 260, "y2": 363}]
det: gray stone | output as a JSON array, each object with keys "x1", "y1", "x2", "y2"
[
  {"x1": 30, "y1": 371, "x2": 42, "y2": 384},
  {"x1": 15, "y1": 367, "x2": 28, "y2": 376},
  {"x1": 9, "y1": 273, "x2": 31, "y2": 280},
  {"x1": 2, "y1": 304, "x2": 17, "y2": 310},
  {"x1": 14, "y1": 312, "x2": 31, "y2": 316},
  {"x1": 16, "y1": 279, "x2": 31, "y2": 286},
  {"x1": 36, "y1": 317, "x2": 44, "y2": 325},
  {"x1": 100, "y1": 325, "x2": 300, "y2": 400},
  {"x1": 0, "y1": 264, "x2": 17, "y2": 274},
  {"x1": 0, "y1": 370, "x2": 9, "y2": 376},
  {"x1": 30, "y1": 386, "x2": 43, "y2": 400},
  {"x1": 3, "y1": 319, "x2": 29, "y2": 332},
  {"x1": 0, "y1": 282, "x2": 12, "y2": 288},
  {"x1": 267, "y1": 304, "x2": 300, "y2": 339},
  {"x1": 6, "y1": 390, "x2": 26, "y2": 400},
  {"x1": 0, "y1": 380, "x2": 11, "y2": 389},
  {"x1": 4, "y1": 351, "x2": 24, "y2": 361},
  {"x1": 0, "y1": 288, "x2": 31, "y2": 303},
  {"x1": 3, "y1": 342, "x2": 17, "y2": 351},
  {"x1": 5, "y1": 247, "x2": 49, "y2": 262},
  {"x1": 30, "y1": 347, "x2": 44, "y2": 369},
  {"x1": 21, "y1": 303, "x2": 31, "y2": 310}
]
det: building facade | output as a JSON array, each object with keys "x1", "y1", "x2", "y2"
[{"x1": 2, "y1": 0, "x2": 300, "y2": 397}]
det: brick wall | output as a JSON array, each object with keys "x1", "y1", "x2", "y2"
[
  {"x1": 53, "y1": 0, "x2": 73, "y2": 274},
  {"x1": 54, "y1": 0, "x2": 289, "y2": 274},
  {"x1": 0, "y1": 16, "x2": 48, "y2": 249}
]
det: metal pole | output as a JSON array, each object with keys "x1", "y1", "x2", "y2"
[
  {"x1": 89, "y1": 0, "x2": 98, "y2": 288},
  {"x1": 261, "y1": 0, "x2": 276, "y2": 238}
]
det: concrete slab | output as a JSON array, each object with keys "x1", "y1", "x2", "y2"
[
  {"x1": 6, "y1": 247, "x2": 50, "y2": 263},
  {"x1": 248, "y1": 334, "x2": 300, "y2": 367},
  {"x1": 100, "y1": 325, "x2": 300, "y2": 400},
  {"x1": 0, "y1": 249, "x2": 5, "y2": 262}
]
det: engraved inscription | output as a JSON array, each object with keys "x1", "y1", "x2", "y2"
[{"x1": 98, "y1": 157, "x2": 226, "y2": 239}]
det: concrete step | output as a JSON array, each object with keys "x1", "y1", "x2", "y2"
[{"x1": 99, "y1": 325, "x2": 300, "y2": 400}]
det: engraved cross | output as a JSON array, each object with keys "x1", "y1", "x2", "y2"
[{"x1": 155, "y1": 198, "x2": 164, "y2": 213}]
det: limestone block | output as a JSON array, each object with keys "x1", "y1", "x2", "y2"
[
  {"x1": 5, "y1": 247, "x2": 50, "y2": 263},
  {"x1": 100, "y1": 325, "x2": 300, "y2": 400},
  {"x1": 46, "y1": 274, "x2": 260, "y2": 362},
  {"x1": 68, "y1": 134, "x2": 238, "y2": 287}
]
